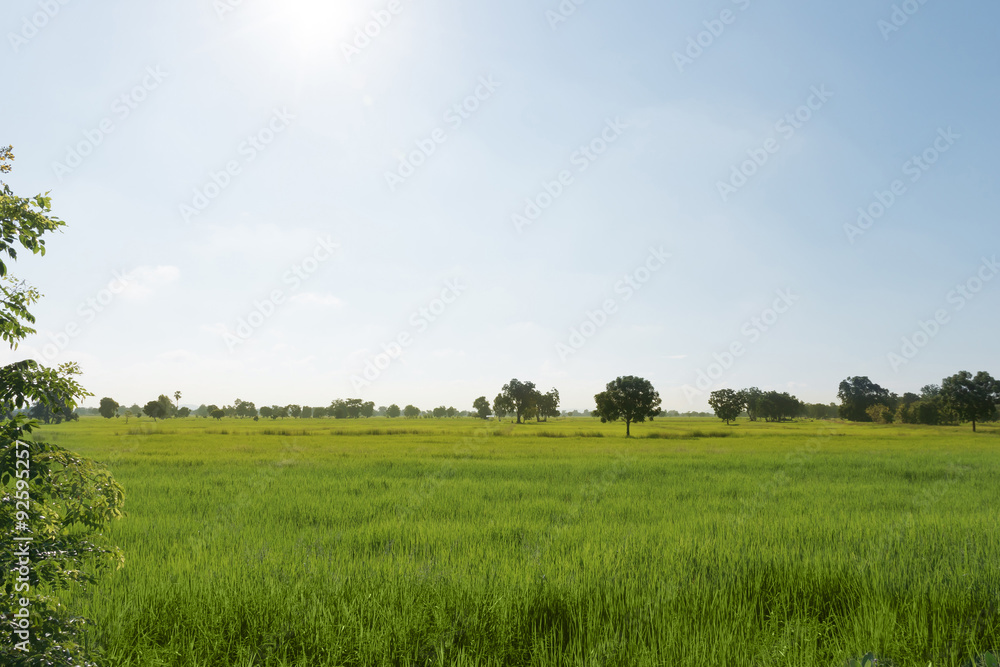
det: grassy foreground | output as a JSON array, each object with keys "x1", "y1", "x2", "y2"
[{"x1": 31, "y1": 416, "x2": 1000, "y2": 666}]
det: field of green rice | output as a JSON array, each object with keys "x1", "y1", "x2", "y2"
[{"x1": 34, "y1": 416, "x2": 1000, "y2": 666}]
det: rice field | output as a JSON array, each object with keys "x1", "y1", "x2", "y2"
[{"x1": 33, "y1": 416, "x2": 1000, "y2": 666}]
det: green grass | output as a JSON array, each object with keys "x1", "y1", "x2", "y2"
[{"x1": 32, "y1": 416, "x2": 1000, "y2": 666}]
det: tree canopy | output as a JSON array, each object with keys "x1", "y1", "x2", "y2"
[
  {"x1": 940, "y1": 370, "x2": 999, "y2": 432},
  {"x1": 593, "y1": 376, "x2": 661, "y2": 437}
]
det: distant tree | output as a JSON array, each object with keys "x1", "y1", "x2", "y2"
[
  {"x1": 312, "y1": 406, "x2": 327, "y2": 418},
  {"x1": 154, "y1": 394, "x2": 174, "y2": 419},
  {"x1": 499, "y1": 378, "x2": 537, "y2": 424},
  {"x1": 173, "y1": 390, "x2": 181, "y2": 410},
  {"x1": 361, "y1": 401, "x2": 375, "y2": 418},
  {"x1": 287, "y1": 404, "x2": 302, "y2": 418},
  {"x1": 472, "y1": 396, "x2": 492, "y2": 420},
  {"x1": 143, "y1": 400, "x2": 165, "y2": 421},
  {"x1": 300, "y1": 406, "x2": 313, "y2": 419},
  {"x1": 329, "y1": 400, "x2": 348, "y2": 419},
  {"x1": 708, "y1": 388, "x2": 743, "y2": 425},
  {"x1": 432, "y1": 406, "x2": 447, "y2": 419},
  {"x1": 210, "y1": 409, "x2": 225, "y2": 421},
  {"x1": 941, "y1": 370, "x2": 999, "y2": 432},
  {"x1": 260, "y1": 406, "x2": 274, "y2": 419},
  {"x1": 124, "y1": 409, "x2": 133, "y2": 424},
  {"x1": 758, "y1": 391, "x2": 804, "y2": 422},
  {"x1": 234, "y1": 399, "x2": 256, "y2": 419},
  {"x1": 98, "y1": 397, "x2": 119, "y2": 420},
  {"x1": 403, "y1": 404, "x2": 420, "y2": 418},
  {"x1": 344, "y1": 398, "x2": 365, "y2": 419},
  {"x1": 206, "y1": 404, "x2": 220, "y2": 416},
  {"x1": 739, "y1": 387, "x2": 763, "y2": 421},
  {"x1": 443, "y1": 406, "x2": 455, "y2": 418},
  {"x1": 177, "y1": 406, "x2": 191, "y2": 418},
  {"x1": 128, "y1": 403, "x2": 142, "y2": 416},
  {"x1": 493, "y1": 392, "x2": 513, "y2": 422},
  {"x1": 195, "y1": 404, "x2": 209, "y2": 418},
  {"x1": 536, "y1": 388, "x2": 560, "y2": 422},
  {"x1": 837, "y1": 376, "x2": 890, "y2": 422},
  {"x1": 386, "y1": 404, "x2": 401, "y2": 418},
  {"x1": 593, "y1": 376, "x2": 662, "y2": 437}
]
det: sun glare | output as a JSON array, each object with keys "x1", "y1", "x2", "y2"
[{"x1": 260, "y1": 1, "x2": 364, "y2": 58}]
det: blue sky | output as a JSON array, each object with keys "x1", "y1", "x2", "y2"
[{"x1": 2, "y1": 0, "x2": 998, "y2": 412}]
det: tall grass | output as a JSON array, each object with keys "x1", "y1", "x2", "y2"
[{"x1": 34, "y1": 417, "x2": 1000, "y2": 666}]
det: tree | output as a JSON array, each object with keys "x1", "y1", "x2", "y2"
[
  {"x1": 300, "y1": 406, "x2": 313, "y2": 419},
  {"x1": 472, "y1": 396, "x2": 492, "y2": 420},
  {"x1": 287, "y1": 404, "x2": 302, "y2": 418},
  {"x1": 403, "y1": 404, "x2": 420, "y2": 418},
  {"x1": 312, "y1": 406, "x2": 327, "y2": 418},
  {"x1": 739, "y1": 387, "x2": 763, "y2": 421},
  {"x1": 1, "y1": 145, "x2": 123, "y2": 666},
  {"x1": 210, "y1": 409, "x2": 225, "y2": 420},
  {"x1": 177, "y1": 406, "x2": 191, "y2": 418},
  {"x1": 98, "y1": 397, "x2": 119, "y2": 419},
  {"x1": 173, "y1": 390, "x2": 181, "y2": 410},
  {"x1": 157, "y1": 394, "x2": 175, "y2": 419},
  {"x1": 708, "y1": 388, "x2": 743, "y2": 425},
  {"x1": 387, "y1": 404, "x2": 401, "y2": 418},
  {"x1": 758, "y1": 391, "x2": 804, "y2": 422},
  {"x1": 433, "y1": 406, "x2": 448, "y2": 419},
  {"x1": 499, "y1": 378, "x2": 537, "y2": 424},
  {"x1": 593, "y1": 376, "x2": 662, "y2": 437},
  {"x1": 361, "y1": 401, "x2": 375, "y2": 418},
  {"x1": 234, "y1": 398, "x2": 256, "y2": 419},
  {"x1": 143, "y1": 400, "x2": 165, "y2": 421},
  {"x1": 260, "y1": 406, "x2": 274, "y2": 419},
  {"x1": 124, "y1": 409, "x2": 133, "y2": 424},
  {"x1": 493, "y1": 392, "x2": 513, "y2": 422},
  {"x1": 195, "y1": 404, "x2": 209, "y2": 418},
  {"x1": 837, "y1": 376, "x2": 890, "y2": 422},
  {"x1": 940, "y1": 370, "x2": 999, "y2": 432},
  {"x1": 536, "y1": 388, "x2": 560, "y2": 421}
]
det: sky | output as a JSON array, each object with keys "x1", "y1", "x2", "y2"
[{"x1": 1, "y1": 0, "x2": 998, "y2": 412}]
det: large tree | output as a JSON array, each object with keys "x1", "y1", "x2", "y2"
[
  {"x1": 403, "y1": 404, "x2": 421, "y2": 418},
  {"x1": 940, "y1": 370, "x2": 999, "y2": 432},
  {"x1": 593, "y1": 376, "x2": 662, "y2": 437},
  {"x1": 386, "y1": 404, "x2": 401, "y2": 418},
  {"x1": 837, "y1": 376, "x2": 890, "y2": 422},
  {"x1": 1, "y1": 145, "x2": 124, "y2": 665},
  {"x1": 708, "y1": 388, "x2": 743, "y2": 425},
  {"x1": 499, "y1": 378, "x2": 537, "y2": 424}
]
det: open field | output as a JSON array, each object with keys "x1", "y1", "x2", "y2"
[{"x1": 32, "y1": 417, "x2": 1000, "y2": 666}]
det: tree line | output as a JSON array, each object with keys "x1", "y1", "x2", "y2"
[
  {"x1": 91, "y1": 395, "x2": 469, "y2": 422},
  {"x1": 836, "y1": 371, "x2": 999, "y2": 431},
  {"x1": 706, "y1": 370, "x2": 999, "y2": 432}
]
